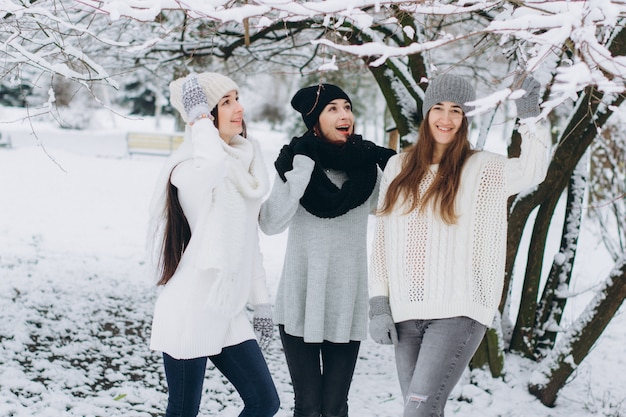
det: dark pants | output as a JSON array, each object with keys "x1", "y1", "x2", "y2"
[
  {"x1": 279, "y1": 325, "x2": 360, "y2": 417},
  {"x1": 163, "y1": 339, "x2": 280, "y2": 417}
]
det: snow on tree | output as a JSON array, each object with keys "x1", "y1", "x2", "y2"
[
  {"x1": 2, "y1": 0, "x2": 626, "y2": 406},
  {"x1": 589, "y1": 118, "x2": 626, "y2": 260}
]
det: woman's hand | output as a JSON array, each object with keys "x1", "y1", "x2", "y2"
[
  {"x1": 369, "y1": 296, "x2": 398, "y2": 345},
  {"x1": 253, "y1": 303, "x2": 274, "y2": 351},
  {"x1": 292, "y1": 133, "x2": 319, "y2": 161},
  {"x1": 182, "y1": 74, "x2": 212, "y2": 124},
  {"x1": 514, "y1": 75, "x2": 541, "y2": 119}
]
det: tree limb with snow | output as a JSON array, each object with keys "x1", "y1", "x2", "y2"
[{"x1": 3, "y1": 0, "x2": 626, "y2": 407}]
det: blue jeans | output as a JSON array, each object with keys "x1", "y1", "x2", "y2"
[
  {"x1": 279, "y1": 325, "x2": 360, "y2": 417},
  {"x1": 163, "y1": 339, "x2": 280, "y2": 417},
  {"x1": 394, "y1": 317, "x2": 486, "y2": 417}
]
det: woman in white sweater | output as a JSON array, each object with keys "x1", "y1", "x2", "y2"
[
  {"x1": 149, "y1": 73, "x2": 279, "y2": 417},
  {"x1": 368, "y1": 74, "x2": 550, "y2": 417}
]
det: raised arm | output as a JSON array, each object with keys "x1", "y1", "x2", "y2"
[
  {"x1": 505, "y1": 76, "x2": 551, "y2": 195},
  {"x1": 258, "y1": 143, "x2": 315, "y2": 235},
  {"x1": 171, "y1": 76, "x2": 228, "y2": 225}
]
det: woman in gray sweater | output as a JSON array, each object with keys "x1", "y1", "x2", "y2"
[{"x1": 259, "y1": 83, "x2": 395, "y2": 417}]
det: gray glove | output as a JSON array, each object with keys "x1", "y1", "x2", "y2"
[
  {"x1": 253, "y1": 303, "x2": 274, "y2": 351},
  {"x1": 369, "y1": 296, "x2": 397, "y2": 345},
  {"x1": 182, "y1": 74, "x2": 211, "y2": 123},
  {"x1": 514, "y1": 75, "x2": 541, "y2": 119}
]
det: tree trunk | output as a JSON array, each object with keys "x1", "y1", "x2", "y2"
[
  {"x1": 345, "y1": 21, "x2": 426, "y2": 144},
  {"x1": 366, "y1": 60, "x2": 421, "y2": 141},
  {"x1": 470, "y1": 320, "x2": 505, "y2": 377},
  {"x1": 510, "y1": 195, "x2": 561, "y2": 357},
  {"x1": 529, "y1": 255, "x2": 626, "y2": 406},
  {"x1": 507, "y1": 86, "x2": 620, "y2": 355},
  {"x1": 535, "y1": 157, "x2": 587, "y2": 354},
  {"x1": 503, "y1": 24, "x2": 626, "y2": 318}
]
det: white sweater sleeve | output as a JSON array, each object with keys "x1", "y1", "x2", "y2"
[
  {"x1": 259, "y1": 154, "x2": 314, "y2": 235},
  {"x1": 171, "y1": 119, "x2": 226, "y2": 185},
  {"x1": 369, "y1": 156, "x2": 400, "y2": 297},
  {"x1": 505, "y1": 121, "x2": 550, "y2": 196},
  {"x1": 248, "y1": 237, "x2": 271, "y2": 306},
  {"x1": 171, "y1": 119, "x2": 228, "y2": 227},
  {"x1": 369, "y1": 168, "x2": 383, "y2": 214},
  {"x1": 369, "y1": 216, "x2": 390, "y2": 298}
]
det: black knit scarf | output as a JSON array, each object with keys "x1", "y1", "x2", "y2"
[{"x1": 274, "y1": 132, "x2": 395, "y2": 218}]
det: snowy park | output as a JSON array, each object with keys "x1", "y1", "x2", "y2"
[
  {"x1": 2, "y1": 1, "x2": 626, "y2": 416},
  {"x1": 0, "y1": 106, "x2": 624, "y2": 416}
]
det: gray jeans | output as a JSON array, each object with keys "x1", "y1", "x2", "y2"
[{"x1": 394, "y1": 317, "x2": 486, "y2": 417}]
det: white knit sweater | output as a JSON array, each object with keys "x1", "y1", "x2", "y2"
[
  {"x1": 150, "y1": 120, "x2": 270, "y2": 359},
  {"x1": 369, "y1": 123, "x2": 549, "y2": 327}
]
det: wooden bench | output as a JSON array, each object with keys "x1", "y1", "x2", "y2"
[
  {"x1": 126, "y1": 132, "x2": 184, "y2": 156},
  {"x1": 0, "y1": 132, "x2": 12, "y2": 149}
]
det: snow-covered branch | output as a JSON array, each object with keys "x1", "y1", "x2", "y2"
[
  {"x1": 3, "y1": 0, "x2": 626, "y2": 121},
  {"x1": 72, "y1": 0, "x2": 626, "y2": 113},
  {"x1": 79, "y1": 0, "x2": 500, "y2": 23}
]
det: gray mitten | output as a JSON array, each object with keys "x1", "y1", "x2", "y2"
[
  {"x1": 369, "y1": 296, "x2": 397, "y2": 345},
  {"x1": 514, "y1": 75, "x2": 541, "y2": 119},
  {"x1": 253, "y1": 303, "x2": 274, "y2": 351},
  {"x1": 182, "y1": 74, "x2": 211, "y2": 123}
]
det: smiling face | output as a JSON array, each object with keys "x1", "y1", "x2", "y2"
[
  {"x1": 427, "y1": 101, "x2": 464, "y2": 161},
  {"x1": 316, "y1": 99, "x2": 354, "y2": 144},
  {"x1": 215, "y1": 90, "x2": 243, "y2": 143}
]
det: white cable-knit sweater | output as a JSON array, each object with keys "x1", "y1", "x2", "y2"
[
  {"x1": 150, "y1": 120, "x2": 270, "y2": 359},
  {"x1": 369, "y1": 123, "x2": 550, "y2": 327}
]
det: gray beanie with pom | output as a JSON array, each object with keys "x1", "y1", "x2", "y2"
[
  {"x1": 422, "y1": 74, "x2": 476, "y2": 119},
  {"x1": 169, "y1": 72, "x2": 239, "y2": 123}
]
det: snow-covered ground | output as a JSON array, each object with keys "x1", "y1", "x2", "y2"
[{"x1": 0, "y1": 107, "x2": 624, "y2": 417}]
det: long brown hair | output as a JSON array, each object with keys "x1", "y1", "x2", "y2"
[
  {"x1": 379, "y1": 111, "x2": 473, "y2": 224},
  {"x1": 157, "y1": 169, "x2": 191, "y2": 285}
]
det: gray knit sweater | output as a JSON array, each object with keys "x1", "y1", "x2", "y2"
[{"x1": 259, "y1": 155, "x2": 382, "y2": 343}]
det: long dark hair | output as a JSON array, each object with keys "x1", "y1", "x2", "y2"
[
  {"x1": 379, "y1": 111, "x2": 473, "y2": 224},
  {"x1": 157, "y1": 169, "x2": 191, "y2": 285}
]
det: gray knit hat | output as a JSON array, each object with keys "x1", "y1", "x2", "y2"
[
  {"x1": 169, "y1": 72, "x2": 239, "y2": 122},
  {"x1": 422, "y1": 74, "x2": 476, "y2": 119}
]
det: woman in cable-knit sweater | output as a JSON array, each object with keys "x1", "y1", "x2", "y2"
[
  {"x1": 368, "y1": 74, "x2": 550, "y2": 417},
  {"x1": 149, "y1": 73, "x2": 279, "y2": 417},
  {"x1": 259, "y1": 84, "x2": 395, "y2": 417}
]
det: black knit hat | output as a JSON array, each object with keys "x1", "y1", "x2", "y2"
[{"x1": 291, "y1": 84, "x2": 352, "y2": 130}]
